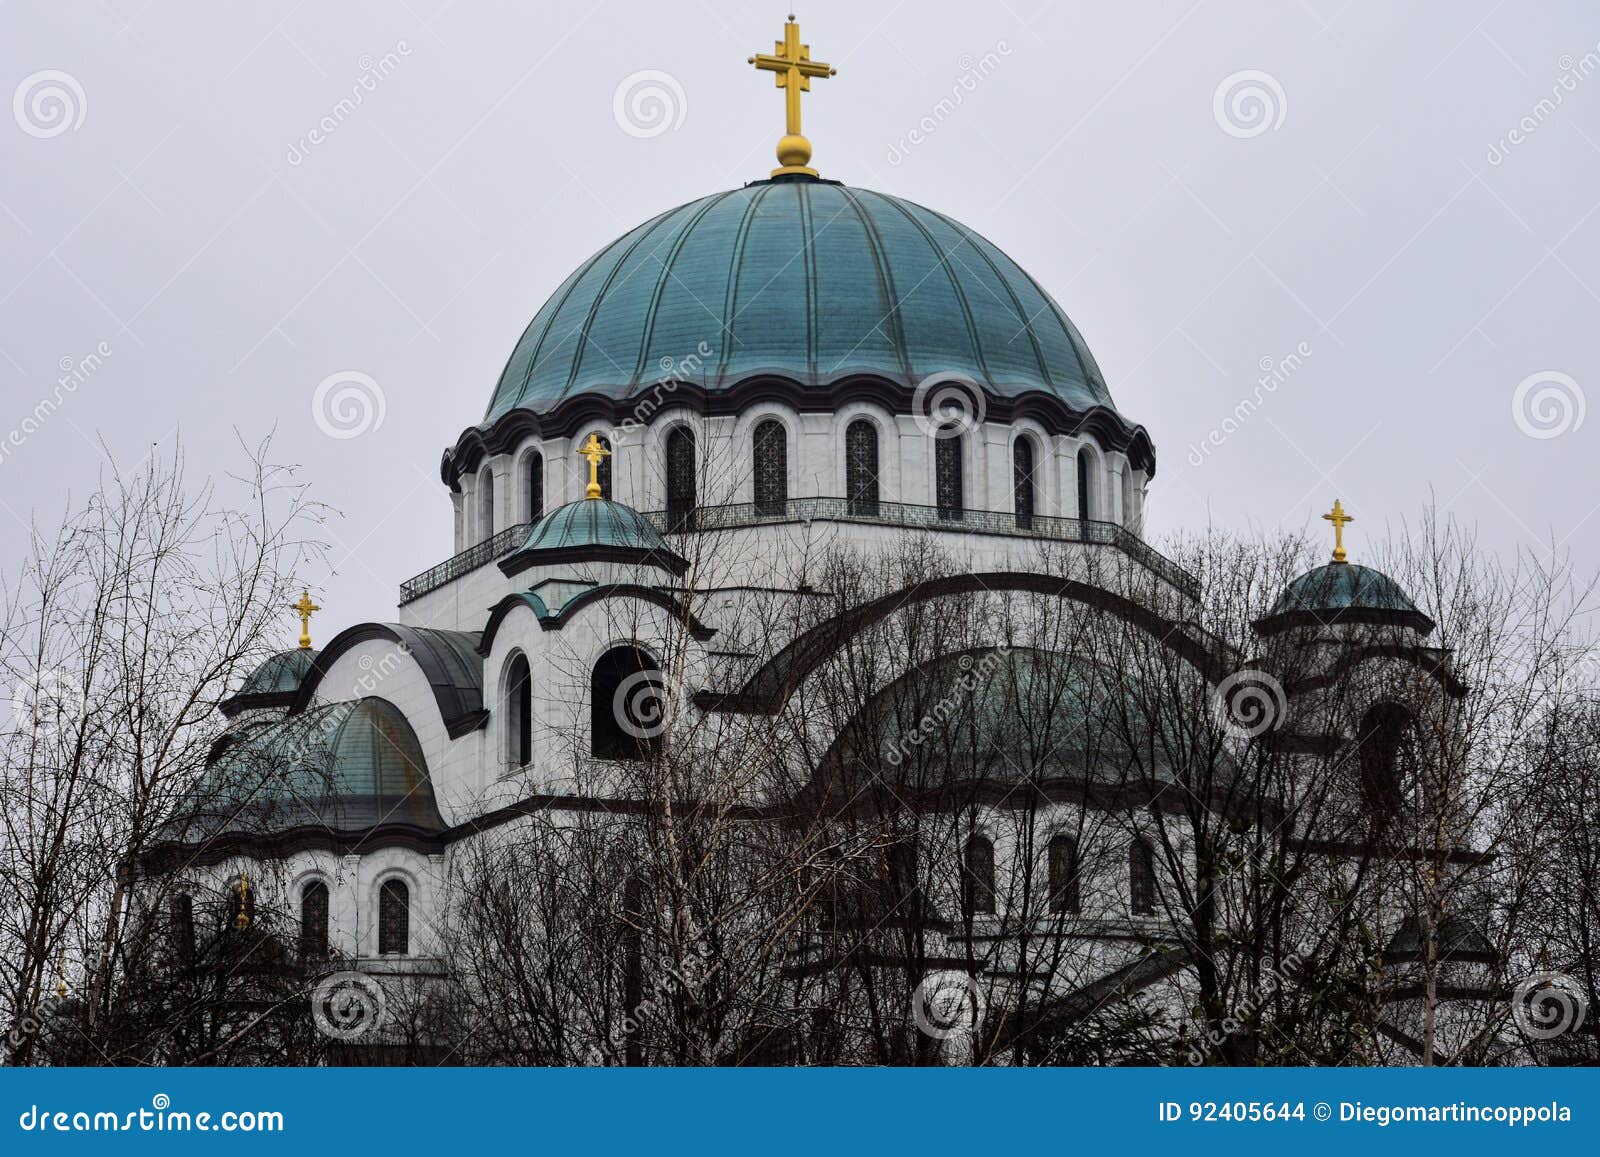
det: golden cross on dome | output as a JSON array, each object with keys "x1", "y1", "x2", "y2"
[
  {"x1": 234, "y1": 871, "x2": 252, "y2": 930},
  {"x1": 1322, "y1": 499, "x2": 1354, "y2": 563},
  {"x1": 293, "y1": 589, "x2": 321, "y2": 650},
  {"x1": 749, "y1": 15, "x2": 836, "y2": 177},
  {"x1": 578, "y1": 433, "x2": 611, "y2": 500}
]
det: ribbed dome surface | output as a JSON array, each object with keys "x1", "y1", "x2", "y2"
[
  {"x1": 1257, "y1": 562, "x2": 1433, "y2": 636},
  {"x1": 237, "y1": 647, "x2": 319, "y2": 696},
  {"x1": 519, "y1": 499, "x2": 670, "y2": 554},
  {"x1": 485, "y1": 178, "x2": 1114, "y2": 421}
]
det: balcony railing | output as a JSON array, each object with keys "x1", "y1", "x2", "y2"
[
  {"x1": 643, "y1": 498, "x2": 1200, "y2": 599},
  {"x1": 399, "y1": 499, "x2": 1200, "y2": 605},
  {"x1": 399, "y1": 521, "x2": 531, "y2": 604}
]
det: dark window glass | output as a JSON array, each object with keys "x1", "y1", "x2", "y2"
[
  {"x1": 509, "y1": 654, "x2": 533, "y2": 766},
  {"x1": 1076, "y1": 449, "x2": 1092, "y2": 523},
  {"x1": 1048, "y1": 835, "x2": 1080, "y2": 914},
  {"x1": 170, "y1": 893, "x2": 194, "y2": 964},
  {"x1": 845, "y1": 421, "x2": 879, "y2": 517},
  {"x1": 1130, "y1": 838, "x2": 1156, "y2": 916},
  {"x1": 935, "y1": 430, "x2": 963, "y2": 521},
  {"x1": 883, "y1": 841, "x2": 918, "y2": 917},
  {"x1": 527, "y1": 452, "x2": 544, "y2": 522},
  {"x1": 1358, "y1": 703, "x2": 1417, "y2": 816},
  {"x1": 665, "y1": 427, "x2": 696, "y2": 531},
  {"x1": 962, "y1": 835, "x2": 996, "y2": 916},
  {"x1": 479, "y1": 471, "x2": 495, "y2": 538},
  {"x1": 300, "y1": 881, "x2": 330, "y2": 961},
  {"x1": 591, "y1": 647, "x2": 665, "y2": 760},
  {"x1": 378, "y1": 879, "x2": 409, "y2": 955},
  {"x1": 753, "y1": 420, "x2": 788, "y2": 517},
  {"x1": 1014, "y1": 438, "x2": 1036, "y2": 530}
]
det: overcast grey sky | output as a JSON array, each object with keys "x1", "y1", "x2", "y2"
[{"x1": 2, "y1": 1, "x2": 1597, "y2": 642}]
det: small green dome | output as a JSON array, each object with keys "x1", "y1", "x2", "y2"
[
  {"x1": 485, "y1": 178, "x2": 1116, "y2": 421},
  {"x1": 1257, "y1": 563, "x2": 1433, "y2": 636},
  {"x1": 238, "y1": 647, "x2": 318, "y2": 695},
  {"x1": 500, "y1": 499, "x2": 686, "y2": 576}
]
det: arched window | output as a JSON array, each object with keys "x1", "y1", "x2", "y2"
[
  {"x1": 300, "y1": 880, "x2": 330, "y2": 961},
  {"x1": 845, "y1": 420, "x2": 879, "y2": 517},
  {"x1": 1358, "y1": 703, "x2": 1417, "y2": 817},
  {"x1": 961, "y1": 834, "x2": 996, "y2": 916},
  {"x1": 1129, "y1": 838, "x2": 1156, "y2": 916},
  {"x1": 378, "y1": 879, "x2": 409, "y2": 955},
  {"x1": 1014, "y1": 437, "x2": 1037, "y2": 530},
  {"x1": 752, "y1": 419, "x2": 788, "y2": 517},
  {"x1": 1048, "y1": 834, "x2": 1080, "y2": 914},
  {"x1": 169, "y1": 893, "x2": 195, "y2": 964},
  {"x1": 1121, "y1": 463, "x2": 1136, "y2": 528},
  {"x1": 525, "y1": 452, "x2": 544, "y2": 523},
  {"x1": 665, "y1": 426, "x2": 697, "y2": 531},
  {"x1": 935, "y1": 429, "x2": 963, "y2": 521},
  {"x1": 506, "y1": 653, "x2": 533, "y2": 767},
  {"x1": 478, "y1": 468, "x2": 495, "y2": 540},
  {"x1": 1076, "y1": 448, "x2": 1093, "y2": 523},
  {"x1": 591, "y1": 646, "x2": 665, "y2": 760}
]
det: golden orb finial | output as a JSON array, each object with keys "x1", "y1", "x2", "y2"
[
  {"x1": 292, "y1": 589, "x2": 321, "y2": 649},
  {"x1": 234, "y1": 870, "x2": 252, "y2": 930},
  {"x1": 749, "y1": 15, "x2": 836, "y2": 178},
  {"x1": 578, "y1": 433, "x2": 612, "y2": 500},
  {"x1": 1321, "y1": 499, "x2": 1354, "y2": 563}
]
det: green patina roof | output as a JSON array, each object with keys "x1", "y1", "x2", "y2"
[
  {"x1": 237, "y1": 647, "x2": 319, "y2": 696},
  {"x1": 174, "y1": 698, "x2": 445, "y2": 840},
  {"x1": 518, "y1": 499, "x2": 671, "y2": 555},
  {"x1": 1270, "y1": 563, "x2": 1422, "y2": 618},
  {"x1": 484, "y1": 178, "x2": 1115, "y2": 421}
]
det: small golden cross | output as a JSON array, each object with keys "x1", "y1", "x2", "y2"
[
  {"x1": 234, "y1": 871, "x2": 252, "y2": 930},
  {"x1": 1322, "y1": 499, "x2": 1354, "y2": 563},
  {"x1": 578, "y1": 433, "x2": 611, "y2": 500},
  {"x1": 293, "y1": 589, "x2": 321, "y2": 650},
  {"x1": 749, "y1": 16, "x2": 836, "y2": 177}
]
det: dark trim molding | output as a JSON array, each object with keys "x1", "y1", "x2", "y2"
[
  {"x1": 218, "y1": 690, "x2": 297, "y2": 719},
  {"x1": 290, "y1": 622, "x2": 484, "y2": 733},
  {"x1": 498, "y1": 543, "x2": 688, "y2": 578},
  {"x1": 441, "y1": 374, "x2": 1157, "y2": 489},
  {"x1": 479, "y1": 584, "x2": 716, "y2": 654}
]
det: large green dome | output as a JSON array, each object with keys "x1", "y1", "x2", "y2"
[{"x1": 484, "y1": 177, "x2": 1116, "y2": 421}]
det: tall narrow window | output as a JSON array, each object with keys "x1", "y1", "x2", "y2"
[
  {"x1": 507, "y1": 653, "x2": 533, "y2": 767},
  {"x1": 1121, "y1": 463, "x2": 1136, "y2": 528},
  {"x1": 752, "y1": 419, "x2": 788, "y2": 517},
  {"x1": 1014, "y1": 437, "x2": 1036, "y2": 530},
  {"x1": 1358, "y1": 703, "x2": 1417, "y2": 817},
  {"x1": 665, "y1": 427, "x2": 697, "y2": 531},
  {"x1": 1048, "y1": 834, "x2": 1080, "y2": 914},
  {"x1": 378, "y1": 879, "x2": 409, "y2": 955},
  {"x1": 169, "y1": 893, "x2": 195, "y2": 964},
  {"x1": 592, "y1": 647, "x2": 665, "y2": 760},
  {"x1": 1076, "y1": 448, "x2": 1093, "y2": 523},
  {"x1": 1130, "y1": 838, "x2": 1156, "y2": 916},
  {"x1": 300, "y1": 881, "x2": 330, "y2": 961},
  {"x1": 478, "y1": 469, "x2": 495, "y2": 540},
  {"x1": 962, "y1": 834, "x2": 996, "y2": 916},
  {"x1": 883, "y1": 840, "x2": 918, "y2": 918},
  {"x1": 935, "y1": 430, "x2": 963, "y2": 521},
  {"x1": 526, "y1": 452, "x2": 544, "y2": 523},
  {"x1": 845, "y1": 420, "x2": 879, "y2": 518}
]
